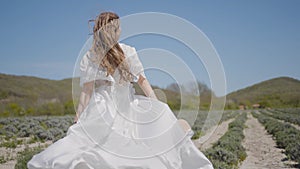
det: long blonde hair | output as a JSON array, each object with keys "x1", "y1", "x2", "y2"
[{"x1": 90, "y1": 12, "x2": 133, "y2": 83}]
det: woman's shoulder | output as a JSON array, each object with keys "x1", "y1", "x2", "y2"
[
  {"x1": 119, "y1": 42, "x2": 133, "y2": 49},
  {"x1": 119, "y1": 42, "x2": 137, "y2": 57},
  {"x1": 80, "y1": 50, "x2": 101, "y2": 71}
]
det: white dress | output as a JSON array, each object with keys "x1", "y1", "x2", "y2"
[{"x1": 27, "y1": 43, "x2": 214, "y2": 169}]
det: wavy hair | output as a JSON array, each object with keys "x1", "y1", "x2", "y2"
[{"x1": 90, "y1": 12, "x2": 133, "y2": 84}]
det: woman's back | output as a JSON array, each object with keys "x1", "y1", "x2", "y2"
[
  {"x1": 80, "y1": 42, "x2": 145, "y2": 88},
  {"x1": 27, "y1": 11, "x2": 214, "y2": 169}
]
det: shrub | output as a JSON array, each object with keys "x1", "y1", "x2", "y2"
[
  {"x1": 204, "y1": 112, "x2": 247, "y2": 168},
  {"x1": 15, "y1": 146, "x2": 43, "y2": 169},
  {"x1": 253, "y1": 111, "x2": 300, "y2": 165}
]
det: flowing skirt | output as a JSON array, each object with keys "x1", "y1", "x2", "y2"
[{"x1": 27, "y1": 86, "x2": 213, "y2": 169}]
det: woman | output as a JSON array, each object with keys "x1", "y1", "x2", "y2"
[{"x1": 27, "y1": 11, "x2": 214, "y2": 169}]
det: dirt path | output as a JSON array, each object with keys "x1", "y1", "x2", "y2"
[
  {"x1": 192, "y1": 118, "x2": 234, "y2": 151},
  {"x1": 240, "y1": 112, "x2": 298, "y2": 169},
  {"x1": 0, "y1": 160, "x2": 16, "y2": 169},
  {"x1": 0, "y1": 139, "x2": 52, "y2": 169}
]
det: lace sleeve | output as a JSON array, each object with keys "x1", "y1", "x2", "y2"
[{"x1": 79, "y1": 50, "x2": 115, "y2": 87}]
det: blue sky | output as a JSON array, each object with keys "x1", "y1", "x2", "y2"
[{"x1": 0, "y1": 0, "x2": 299, "y2": 96}]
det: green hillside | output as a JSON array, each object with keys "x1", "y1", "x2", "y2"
[
  {"x1": 0, "y1": 73, "x2": 75, "y2": 116},
  {"x1": 226, "y1": 77, "x2": 300, "y2": 108},
  {"x1": 0, "y1": 73, "x2": 215, "y2": 117},
  {"x1": 1, "y1": 73, "x2": 299, "y2": 116}
]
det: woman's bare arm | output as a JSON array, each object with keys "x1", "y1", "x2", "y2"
[
  {"x1": 137, "y1": 75, "x2": 157, "y2": 99},
  {"x1": 74, "y1": 81, "x2": 94, "y2": 123}
]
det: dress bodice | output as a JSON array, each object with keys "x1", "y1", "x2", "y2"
[
  {"x1": 79, "y1": 42, "x2": 146, "y2": 89},
  {"x1": 79, "y1": 43, "x2": 145, "y2": 109}
]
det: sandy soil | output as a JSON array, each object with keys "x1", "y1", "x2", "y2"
[
  {"x1": 0, "y1": 138, "x2": 52, "y2": 169},
  {"x1": 239, "y1": 112, "x2": 298, "y2": 169},
  {"x1": 0, "y1": 160, "x2": 16, "y2": 169},
  {"x1": 192, "y1": 118, "x2": 234, "y2": 151}
]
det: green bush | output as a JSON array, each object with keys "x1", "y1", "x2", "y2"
[
  {"x1": 253, "y1": 111, "x2": 300, "y2": 164},
  {"x1": 15, "y1": 146, "x2": 43, "y2": 169},
  {"x1": 191, "y1": 130, "x2": 203, "y2": 140},
  {"x1": 204, "y1": 112, "x2": 247, "y2": 168},
  {"x1": 0, "y1": 155, "x2": 7, "y2": 164},
  {"x1": 205, "y1": 147, "x2": 238, "y2": 166},
  {"x1": 0, "y1": 138, "x2": 23, "y2": 148},
  {"x1": 264, "y1": 109, "x2": 300, "y2": 126}
]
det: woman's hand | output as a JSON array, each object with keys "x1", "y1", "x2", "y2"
[
  {"x1": 73, "y1": 114, "x2": 78, "y2": 124},
  {"x1": 73, "y1": 81, "x2": 94, "y2": 124}
]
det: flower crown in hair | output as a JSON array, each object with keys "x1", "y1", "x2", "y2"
[{"x1": 87, "y1": 17, "x2": 119, "y2": 36}]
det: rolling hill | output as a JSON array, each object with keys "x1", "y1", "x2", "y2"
[
  {"x1": 226, "y1": 76, "x2": 300, "y2": 108},
  {"x1": 1, "y1": 73, "x2": 299, "y2": 117},
  {"x1": 0, "y1": 73, "x2": 75, "y2": 116},
  {"x1": 0, "y1": 73, "x2": 206, "y2": 116}
]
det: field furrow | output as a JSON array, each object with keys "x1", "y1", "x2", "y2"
[
  {"x1": 240, "y1": 112, "x2": 297, "y2": 169},
  {"x1": 194, "y1": 118, "x2": 234, "y2": 151}
]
